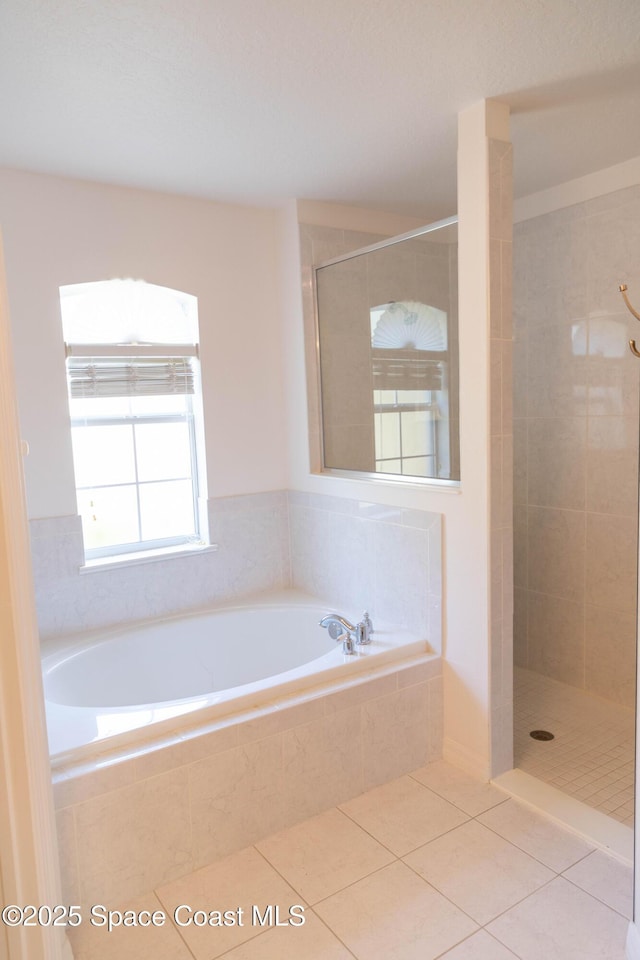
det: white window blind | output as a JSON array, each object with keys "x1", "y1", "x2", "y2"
[{"x1": 66, "y1": 355, "x2": 196, "y2": 399}]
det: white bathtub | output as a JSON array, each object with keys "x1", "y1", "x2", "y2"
[{"x1": 43, "y1": 589, "x2": 429, "y2": 761}]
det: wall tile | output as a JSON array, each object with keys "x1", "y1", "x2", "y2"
[
  {"x1": 585, "y1": 606, "x2": 636, "y2": 708},
  {"x1": 282, "y1": 707, "x2": 363, "y2": 822},
  {"x1": 501, "y1": 240, "x2": 513, "y2": 341},
  {"x1": 490, "y1": 436, "x2": 503, "y2": 531},
  {"x1": 133, "y1": 724, "x2": 239, "y2": 780},
  {"x1": 586, "y1": 197, "x2": 640, "y2": 314},
  {"x1": 526, "y1": 319, "x2": 589, "y2": 420},
  {"x1": 32, "y1": 492, "x2": 292, "y2": 639},
  {"x1": 290, "y1": 494, "x2": 437, "y2": 638},
  {"x1": 397, "y1": 658, "x2": 442, "y2": 689},
  {"x1": 586, "y1": 343, "x2": 640, "y2": 420},
  {"x1": 189, "y1": 735, "x2": 285, "y2": 867},
  {"x1": 501, "y1": 432, "x2": 514, "y2": 529},
  {"x1": 513, "y1": 588, "x2": 528, "y2": 669},
  {"x1": 513, "y1": 423, "x2": 527, "y2": 506},
  {"x1": 428, "y1": 676, "x2": 444, "y2": 762},
  {"x1": 53, "y1": 757, "x2": 137, "y2": 810},
  {"x1": 527, "y1": 592, "x2": 584, "y2": 689},
  {"x1": 515, "y1": 506, "x2": 528, "y2": 595},
  {"x1": 75, "y1": 769, "x2": 192, "y2": 903},
  {"x1": 514, "y1": 196, "x2": 639, "y2": 703},
  {"x1": 323, "y1": 673, "x2": 397, "y2": 714},
  {"x1": 235, "y1": 699, "x2": 325, "y2": 745},
  {"x1": 373, "y1": 521, "x2": 429, "y2": 635},
  {"x1": 490, "y1": 238, "x2": 503, "y2": 340},
  {"x1": 362, "y1": 684, "x2": 429, "y2": 790},
  {"x1": 527, "y1": 506, "x2": 585, "y2": 603},
  {"x1": 513, "y1": 343, "x2": 527, "y2": 418},
  {"x1": 501, "y1": 340, "x2": 514, "y2": 434},
  {"x1": 56, "y1": 807, "x2": 79, "y2": 906},
  {"x1": 585, "y1": 513, "x2": 637, "y2": 613},
  {"x1": 527, "y1": 418, "x2": 586, "y2": 510},
  {"x1": 586, "y1": 416, "x2": 639, "y2": 516}
]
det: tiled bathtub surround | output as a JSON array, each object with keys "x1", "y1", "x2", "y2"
[
  {"x1": 513, "y1": 184, "x2": 640, "y2": 707},
  {"x1": 31, "y1": 490, "x2": 441, "y2": 645},
  {"x1": 54, "y1": 658, "x2": 442, "y2": 907},
  {"x1": 30, "y1": 492, "x2": 291, "y2": 639},
  {"x1": 35, "y1": 488, "x2": 443, "y2": 905},
  {"x1": 288, "y1": 491, "x2": 442, "y2": 649}
]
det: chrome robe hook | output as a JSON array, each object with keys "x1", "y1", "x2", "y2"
[{"x1": 619, "y1": 285, "x2": 640, "y2": 357}]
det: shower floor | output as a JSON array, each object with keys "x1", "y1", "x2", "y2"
[{"x1": 514, "y1": 668, "x2": 635, "y2": 827}]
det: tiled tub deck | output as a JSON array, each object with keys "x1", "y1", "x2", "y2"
[{"x1": 54, "y1": 656, "x2": 442, "y2": 909}]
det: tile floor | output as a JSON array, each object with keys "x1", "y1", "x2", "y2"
[
  {"x1": 515, "y1": 667, "x2": 635, "y2": 826},
  {"x1": 68, "y1": 759, "x2": 632, "y2": 960}
]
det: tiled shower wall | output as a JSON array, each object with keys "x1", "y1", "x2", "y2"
[
  {"x1": 513, "y1": 184, "x2": 640, "y2": 708},
  {"x1": 31, "y1": 491, "x2": 441, "y2": 646}
]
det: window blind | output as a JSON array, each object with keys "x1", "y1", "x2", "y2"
[
  {"x1": 371, "y1": 350, "x2": 444, "y2": 391},
  {"x1": 66, "y1": 355, "x2": 195, "y2": 398}
]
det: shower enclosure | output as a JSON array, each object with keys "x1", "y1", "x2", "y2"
[{"x1": 512, "y1": 187, "x2": 640, "y2": 827}]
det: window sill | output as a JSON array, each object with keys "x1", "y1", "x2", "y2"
[{"x1": 79, "y1": 542, "x2": 219, "y2": 574}]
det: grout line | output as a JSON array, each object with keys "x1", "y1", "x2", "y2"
[
  {"x1": 305, "y1": 906, "x2": 360, "y2": 959},
  {"x1": 152, "y1": 887, "x2": 199, "y2": 960},
  {"x1": 399, "y1": 855, "x2": 483, "y2": 931},
  {"x1": 338, "y1": 794, "x2": 473, "y2": 859},
  {"x1": 560, "y1": 872, "x2": 632, "y2": 922}
]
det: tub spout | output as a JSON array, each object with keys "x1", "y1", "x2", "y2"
[
  {"x1": 319, "y1": 612, "x2": 373, "y2": 654},
  {"x1": 319, "y1": 613, "x2": 356, "y2": 636}
]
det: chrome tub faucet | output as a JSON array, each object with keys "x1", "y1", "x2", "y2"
[{"x1": 319, "y1": 611, "x2": 373, "y2": 655}]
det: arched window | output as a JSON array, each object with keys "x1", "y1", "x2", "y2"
[{"x1": 60, "y1": 279, "x2": 207, "y2": 562}]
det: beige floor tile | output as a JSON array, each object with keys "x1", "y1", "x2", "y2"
[
  {"x1": 256, "y1": 807, "x2": 394, "y2": 905},
  {"x1": 315, "y1": 860, "x2": 477, "y2": 960},
  {"x1": 339, "y1": 774, "x2": 468, "y2": 856},
  {"x1": 219, "y1": 911, "x2": 354, "y2": 959},
  {"x1": 477, "y1": 797, "x2": 593, "y2": 871},
  {"x1": 563, "y1": 849, "x2": 633, "y2": 919},
  {"x1": 410, "y1": 760, "x2": 507, "y2": 816},
  {"x1": 438, "y1": 929, "x2": 520, "y2": 959},
  {"x1": 404, "y1": 820, "x2": 553, "y2": 925},
  {"x1": 68, "y1": 892, "x2": 193, "y2": 960},
  {"x1": 155, "y1": 846, "x2": 303, "y2": 960},
  {"x1": 487, "y1": 876, "x2": 628, "y2": 959}
]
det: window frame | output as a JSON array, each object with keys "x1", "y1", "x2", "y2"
[{"x1": 64, "y1": 341, "x2": 206, "y2": 563}]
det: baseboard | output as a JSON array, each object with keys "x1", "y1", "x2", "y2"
[
  {"x1": 626, "y1": 921, "x2": 640, "y2": 960},
  {"x1": 443, "y1": 737, "x2": 490, "y2": 781}
]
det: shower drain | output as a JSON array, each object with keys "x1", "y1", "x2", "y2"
[{"x1": 530, "y1": 730, "x2": 554, "y2": 741}]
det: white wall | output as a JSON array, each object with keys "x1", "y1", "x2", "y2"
[{"x1": 0, "y1": 168, "x2": 289, "y2": 518}]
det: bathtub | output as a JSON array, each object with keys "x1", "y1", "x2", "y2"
[{"x1": 43, "y1": 588, "x2": 429, "y2": 763}]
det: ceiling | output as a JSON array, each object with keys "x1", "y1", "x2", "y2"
[{"x1": 1, "y1": 0, "x2": 640, "y2": 220}]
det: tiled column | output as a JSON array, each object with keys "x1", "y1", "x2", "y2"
[
  {"x1": 488, "y1": 135, "x2": 514, "y2": 775},
  {"x1": 447, "y1": 100, "x2": 512, "y2": 778}
]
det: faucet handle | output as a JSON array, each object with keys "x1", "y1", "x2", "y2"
[{"x1": 356, "y1": 612, "x2": 373, "y2": 645}]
